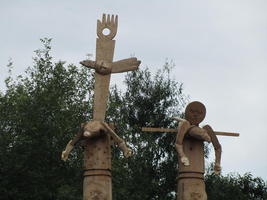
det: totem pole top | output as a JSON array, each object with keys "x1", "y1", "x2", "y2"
[{"x1": 80, "y1": 14, "x2": 141, "y2": 121}]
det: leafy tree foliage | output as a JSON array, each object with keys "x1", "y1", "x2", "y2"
[
  {"x1": 0, "y1": 38, "x2": 94, "y2": 200},
  {"x1": 205, "y1": 171, "x2": 267, "y2": 200},
  {"x1": 1, "y1": 39, "x2": 266, "y2": 200},
  {"x1": 109, "y1": 65, "x2": 186, "y2": 200}
]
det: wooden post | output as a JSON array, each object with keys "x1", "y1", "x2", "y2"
[
  {"x1": 83, "y1": 126, "x2": 112, "y2": 200},
  {"x1": 61, "y1": 14, "x2": 140, "y2": 200},
  {"x1": 82, "y1": 14, "x2": 116, "y2": 200},
  {"x1": 177, "y1": 138, "x2": 207, "y2": 200},
  {"x1": 80, "y1": 14, "x2": 140, "y2": 200}
]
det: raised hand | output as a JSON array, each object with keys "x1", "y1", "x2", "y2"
[{"x1": 97, "y1": 14, "x2": 118, "y2": 40}]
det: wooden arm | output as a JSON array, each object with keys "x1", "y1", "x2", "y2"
[
  {"x1": 102, "y1": 122, "x2": 132, "y2": 157},
  {"x1": 203, "y1": 125, "x2": 222, "y2": 174},
  {"x1": 111, "y1": 58, "x2": 141, "y2": 73},
  {"x1": 175, "y1": 119, "x2": 191, "y2": 166}
]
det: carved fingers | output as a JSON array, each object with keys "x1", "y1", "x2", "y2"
[{"x1": 97, "y1": 14, "x2": 118, "y2": 40}]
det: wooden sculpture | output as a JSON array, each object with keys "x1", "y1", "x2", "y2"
[
  {"x1": 142, "y1": 101, "x2": 239, "y2": 200},
  {"x1": 61, "y1": 14, "x2": 141, "y2": 200}
]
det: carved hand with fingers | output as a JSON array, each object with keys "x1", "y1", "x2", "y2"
[
  {"x1": 80, "y1": 14, "x2": 141, "y2": 76},
  {"x1": 97, "y1": 14, "x2": 118, "y2": 40}
]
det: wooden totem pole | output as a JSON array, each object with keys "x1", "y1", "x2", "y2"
[
  {"x1": 143, "y1": 101, "x2": 239, "y2": 200},
  {"x1": 61, "y1": 14, "x2": 141, "y2": 200}
]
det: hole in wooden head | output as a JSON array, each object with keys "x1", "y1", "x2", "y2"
[{"x1": 102, "y1": 28, "x2": 110, "y2": 35}]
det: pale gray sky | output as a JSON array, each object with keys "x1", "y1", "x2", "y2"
[{"x1": 1, "y1": 0, "x2": 267, "y2": 179}]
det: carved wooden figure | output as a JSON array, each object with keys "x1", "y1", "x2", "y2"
[
  {"x1": 142, "y1": 101, "x2": 239, "y2": 200},
  {"x1": 61, "y1": 14, "x2": 141, "y2": 200},
  {"x1": 175, "y1": 101, "x2": 219, "y2": 200}
]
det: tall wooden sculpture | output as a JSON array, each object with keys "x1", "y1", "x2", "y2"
[
  {"x1": 143, "y1": 101, "x2": 239, "y2": 200},
  {"x1": 61, "y1": 14, "x2": 141, "y2": 200}
]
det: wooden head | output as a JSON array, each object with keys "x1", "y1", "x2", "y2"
[{"x1": 185, "y1": 101, "x2": 206, "y2": 126}]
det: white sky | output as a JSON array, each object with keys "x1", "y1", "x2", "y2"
[{"x1": 1, "y1": 0, "x2": 267, "y2": 179}]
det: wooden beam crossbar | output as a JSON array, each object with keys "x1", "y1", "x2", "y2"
[{"x1": 142, "y1": 127, "x2": 239, "y2": 137}]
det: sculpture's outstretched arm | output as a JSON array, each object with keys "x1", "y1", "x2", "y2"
[
  {"x1": 61, "y1": 130, "x2": 83, "y2": 161},
  {"x1": 111, "y1": 58, "x2": 141, "y2": 73},
  {"x1": 101, "y1": 122, "x2": 132, "y2": 158},
  {"x1": 172, "y1": 117, "x2": 191, "y2": 166},
  {"x1": 203, "y1": 125, "x2": 222, "y2": 174},
  {"x1": 80, "y1": 58, "x2": 141, "y2": 75}
]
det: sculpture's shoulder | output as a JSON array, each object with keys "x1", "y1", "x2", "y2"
[
  {"x1": 178, "y1": 119, "x2": 191, "y2": 131},
  {"x1": 187, "y1": 126, "x2": 211, "y2": 142}
]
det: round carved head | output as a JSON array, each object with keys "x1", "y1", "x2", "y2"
[{"x1": 185, "y1": 101, "x2": 206, "y2": 126}]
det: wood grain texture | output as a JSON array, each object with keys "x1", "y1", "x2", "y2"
[{"x1": 93, "y1": 39, "x2": 115, "y2": 121}]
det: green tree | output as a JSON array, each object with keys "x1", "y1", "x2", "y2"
[
  {"x1": 109, "y1": 65, "x2": 186, "y2": 200},
  {"x1": 205, "y1": 171, "x2": 267, "y2": 200},
  {"x1": 0, "y1": 38, "x2": 94, "y2": 200}
]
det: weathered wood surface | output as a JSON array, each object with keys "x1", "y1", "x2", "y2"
[
  {"x1": 81, "y1": 14, "x2": 140, "y2": 200},
  {"x1": 93, "y1": 39, "x2": 115, "y2": 121},
  {"x1": 83, "y1": 133, "x2": 112, "y2": 200},
  {"x1": 177, "y1": 138, "x2": 207, "y2": 200},
  {"x1": 82, "y1": 14, "x2": 117, "y2": 200}
]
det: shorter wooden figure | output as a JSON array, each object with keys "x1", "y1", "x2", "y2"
[
  {"x1": 142, "y1": 101, "x2": 239, "y2": 200},
  {"x1": 174, "y1": 101, "x2": 221, "y2": 200}
]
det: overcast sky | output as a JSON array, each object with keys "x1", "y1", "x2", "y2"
[{"x1": 1, "y1": 0, "x2": 267, "y2": 179}]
